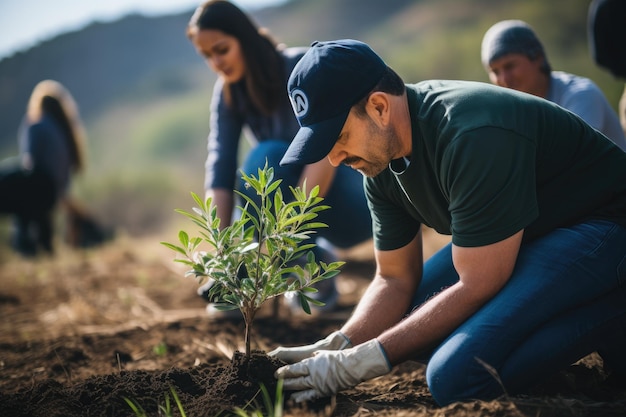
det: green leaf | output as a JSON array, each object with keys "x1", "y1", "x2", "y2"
[
  {"x1": 178, "y1": 230, "x2": 190, "y2": 247},
  {"x1": 212, "y1": 303, "x2": 240, "y2": 312},
  {"x1": 191, "y1": 191, "x2": 206, "y2": 209},
  {"x1": 160, "y1": 242, "x2": 187, "y2": 257},
  {"x1": 298, "y1": 292, "x2": 312, "y2": 315},
  {"x1": 241, "y1": 242, "x2": 259, "y2": 253},
  {"x1": 266, "y1": 177, "x2": 282, "y2": 194}
]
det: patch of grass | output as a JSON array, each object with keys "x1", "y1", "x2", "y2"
[
  {"x1": 231, "y1": 380, "x2": 284, "y2": 417},
  {"x1": 124, "y1": 381, "x2": 284, "y2": 417},
  {"x1": 124, "y1": 385, "x2": 187, "y2": 417},
  {"x1": 152, "y1": 341, "x2": 168, "y2": 357}
]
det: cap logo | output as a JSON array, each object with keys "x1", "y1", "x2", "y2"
[{"x1": 290, "y1": 89, "x2": 309, "y2": 118}]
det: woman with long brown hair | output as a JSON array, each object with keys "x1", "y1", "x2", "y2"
[{"x1": 187, "y1": 0, "x2": 373, "y2": 314}]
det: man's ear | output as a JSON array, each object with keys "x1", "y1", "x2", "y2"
[{"x1": 366, "y1": 92, "x2": 390, "y2": 127}]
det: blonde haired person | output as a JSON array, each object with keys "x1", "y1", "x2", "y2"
[{"x1": 0, "y1": 80, "x2": 86, "y2": 256}]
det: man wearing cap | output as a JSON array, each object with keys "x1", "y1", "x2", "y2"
[
  {"x1": 268, "y1": 39, "x2": 626, "y2": 406},
  {"x1": 481, "y1": 19, "x2": 626, "y2": 151}
]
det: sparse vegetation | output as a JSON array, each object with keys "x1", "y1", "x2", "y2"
[{"x1": 125, "y1": 385, "x2": 187, "y2": 417}]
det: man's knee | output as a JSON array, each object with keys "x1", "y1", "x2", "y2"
[{"x1": 426, "y1": 351, "x2": 505, "y2": 406}]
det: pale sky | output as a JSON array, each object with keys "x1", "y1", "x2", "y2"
[{"x1": 0, "y1": 0, "x2": 285, "y2": 60}]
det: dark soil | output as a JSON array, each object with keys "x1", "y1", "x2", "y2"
[
  {"x1": 1, "y1": 230, "x2": 625, "y2": 417},
  {"x1": 1, "y1": 349, "x2": 285, "y2": 417}
]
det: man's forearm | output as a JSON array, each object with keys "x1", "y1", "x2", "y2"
[
  {"x1": 377, "y1": 280, "x2": 491, "y2": 365},
  {"x1": 341, "y1": 274, "x2": 415, "y2": 346}
]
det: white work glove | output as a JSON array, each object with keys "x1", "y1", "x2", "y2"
[
  {"x1": 275, "y1": 339, "x2": 391, "y2": 403},
  {"x1": 268, "y1": 330, "x2": 351, "y2": 363}
]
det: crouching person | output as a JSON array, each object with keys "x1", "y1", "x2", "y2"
[{"x1": 269, "y1": 39, "x2": 626, "y2": 406}]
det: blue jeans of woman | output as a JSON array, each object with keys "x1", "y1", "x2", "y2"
[
  {"x1": 409, "y1": 220, "x2": 626, "y2": 406},
  {"x1": 238, "y1": 139, "x2": 372, "y2": 249}
]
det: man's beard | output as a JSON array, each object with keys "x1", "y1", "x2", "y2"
[{"x1": 344, "y1": 121, "x2": 401, "y2": 178}]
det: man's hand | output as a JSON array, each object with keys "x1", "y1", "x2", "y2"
[
  {"x1": 268, "y1": 330, "x2": 351, "y2": 363},
  {"x1": 274, "y1": 339, "x2": 391, "y2": 402}
]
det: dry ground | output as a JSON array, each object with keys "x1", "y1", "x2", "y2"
[{"x1": 0, "y1": 228, "x2": 625, "y2": 416}]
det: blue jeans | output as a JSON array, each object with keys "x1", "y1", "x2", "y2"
[
  {"x1": 410, "y1": 220, "x2": 626, "y2": 405},
  {"x1": 238, "y1": 140, "x2": 372, "y2": 249}
]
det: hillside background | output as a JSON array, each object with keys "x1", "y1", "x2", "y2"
[{"x1": 0, "y1": 0, "x2": 622, "y2": 239}]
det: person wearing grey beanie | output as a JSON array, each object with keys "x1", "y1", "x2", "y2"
[
  {"x1": 481, "y1": 20, "x2": 551, "y2": 76},
  {"x1": 482, "y1": 19, "x2": 626, "y2": 151}
]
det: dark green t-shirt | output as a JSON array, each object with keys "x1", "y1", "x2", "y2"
[{"x1": 366, "y1": 80, "x2": 626, "y2": 250}]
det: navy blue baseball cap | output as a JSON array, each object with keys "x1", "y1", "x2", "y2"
[{"x1": 280, "y1": 39, "x2": 387, "y2": 166}]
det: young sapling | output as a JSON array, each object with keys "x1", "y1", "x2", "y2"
[{"x1": 162, "y1": 164, "x2": 343, "y2": 357}]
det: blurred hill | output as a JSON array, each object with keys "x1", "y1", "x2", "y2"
[{"x1": 0, "y1": 0, "x2": 622, "y2": 237}]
